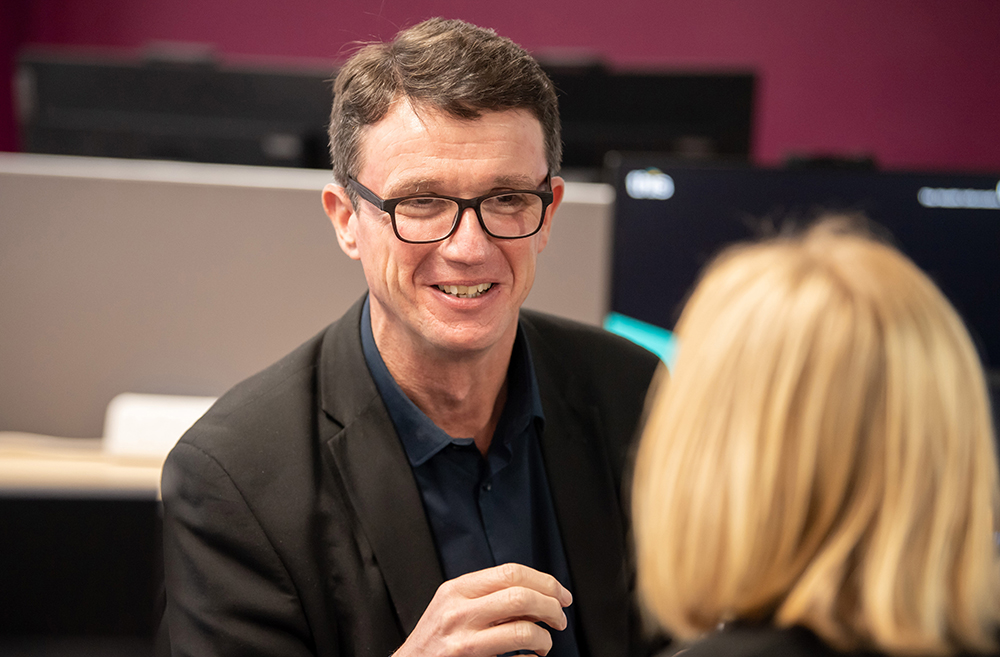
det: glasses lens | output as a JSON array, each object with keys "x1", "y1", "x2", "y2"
[
  {"x1": 392, "y1": 192, "x2": 546, "y2": 242},
  {"x1": 394, "y1": 197, "x2": 460, "y2": 242},
  {"x1": 481, "y1": 193, "x2": 544, "y2": 238}
]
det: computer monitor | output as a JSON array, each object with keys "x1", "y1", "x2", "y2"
[
  {"x1": 17, "y1": 49, "x2": 333, "y2": 169},
  {"x1": 0, "y1": 494, "x2": 162, "y2": 656},
  {"x1": 541, "y1": 65, "x2": 755, "y2": 177},
  {"x1": 18, "y1": 51, "x2": 755, "y2": 177},
  {"x1": 608, "y1": 156, "x2": 1000, "y2": 379}
]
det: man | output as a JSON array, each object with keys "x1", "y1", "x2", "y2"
[{"x1": 161, "y1": 18, "x2": 659, "y2": 657}]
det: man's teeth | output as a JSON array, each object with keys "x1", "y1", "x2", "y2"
[{"x1": 437, "y1": 283, "x2": 493, "y2": 298}]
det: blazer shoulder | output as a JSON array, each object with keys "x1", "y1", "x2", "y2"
[
  {"x1": 168, "y1": 317, "x2": 343, "y2": 484},
  {"x1": 168, "y1": 297, "x2": 369, "y2": 481},
  {"x1": 182, "y1": 329, "x2": 324, "y2": 438}
]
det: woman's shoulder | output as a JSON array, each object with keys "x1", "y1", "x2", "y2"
[
  {"x1": 661, "y1": 625, "x2": 1000, "y2": 657},
  {"x1": 661, "y1": 626, "x2": 866, "y2": 657}
]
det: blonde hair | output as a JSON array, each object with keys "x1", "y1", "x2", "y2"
[{"x1": 632, "y1": 220, "x2": 1000, "y2": 655}]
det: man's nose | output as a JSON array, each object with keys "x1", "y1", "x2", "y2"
[{"x1": 440, "y1": 207, "x2": 491, "y2": 262}]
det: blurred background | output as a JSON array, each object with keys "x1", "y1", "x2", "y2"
[
  {"x1": 1, "y1": 3, "x2": 998, "y2": 654},
  {"x1": 2, "y1": 0, "x2": 999, "y2": 170}
]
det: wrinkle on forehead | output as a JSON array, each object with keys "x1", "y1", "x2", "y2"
[{"x1": 357, "y1": 100, "x2": 546, "y2": 198}]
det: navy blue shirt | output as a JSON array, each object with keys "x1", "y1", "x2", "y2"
[{"x1": 360, "y1": 298, "x2": 580, "y2": 657}]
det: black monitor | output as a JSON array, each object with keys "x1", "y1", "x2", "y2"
[
  {"x1": 541, "y1": 65, "x2": 755, "y2": 178},
  {"x1": 17, "y1": 48, "x2": 333, "y2": 169},
  {"x1": 608, "y1": 156, "x2": 1000, "y2": 380},
  {"x1": 17, "y1": 51, "x2": 755, "y2": 176},
  {"x1": 0, "y1": 494, "x2": 162, "y2": 656}
]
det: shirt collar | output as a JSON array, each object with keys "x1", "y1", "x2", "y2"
[{"x1": 360, "y1": 295, "x2": 544, "y2": 467}]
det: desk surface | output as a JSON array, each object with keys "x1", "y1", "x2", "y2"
[{"x1": 0, "y1": 433, "x2": 163, "y2": 496}]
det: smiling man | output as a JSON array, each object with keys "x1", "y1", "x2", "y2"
[{"x1": 161, "y1": 18, "x2": 659, "y2": 657}]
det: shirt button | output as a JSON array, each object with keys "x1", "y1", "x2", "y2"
[{"x1": 482, "y1": 481, "x2": 492, "y2": 492}]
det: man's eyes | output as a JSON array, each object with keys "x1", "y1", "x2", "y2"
[
  {"x1": 400, "y1": 197, "x2": 446, "y2": 207},
  {"x1": 396, "y1": 197, "x2": 454, "y2": 217},
  {"x1": 395, "y1": 192, "x2": 535, "y2": 211},
  {"x1": 484, "y1": 193, "x2": 533, "y2": 210}
]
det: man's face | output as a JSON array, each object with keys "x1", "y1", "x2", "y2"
[{"x1": 325, "y1": 101, "x2": 564, "y2": 361}]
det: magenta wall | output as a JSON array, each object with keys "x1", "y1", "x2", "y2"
[{"x1": 4, "y1": 0, "x2": 999, "y2": 172}]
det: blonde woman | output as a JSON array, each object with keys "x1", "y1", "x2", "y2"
[{"x1": 632, "y1": 220, "x2": 1000, "y2": 657}]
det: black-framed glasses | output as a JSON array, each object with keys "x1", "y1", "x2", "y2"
[{"x1": 347, "y1": 176, "x2": 554, "y2": 244}]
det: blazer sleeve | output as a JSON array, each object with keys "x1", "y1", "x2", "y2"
[{"x1": 161, "y1": 440, "x2": 319, "y2": 657}]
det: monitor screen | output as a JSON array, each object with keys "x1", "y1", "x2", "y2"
[
  {"x1": 609, "y1": 157, "x2": 1000, "y2": 373},
  {"x1": 0, "y1": 495, "x2": 161, "y2": 655},
  {"x1": 540, "y1": 66, "x2": 755, "y2": 173},
  {"x1": 18, "y1": 50, "x2": 333, "y2": 169}
]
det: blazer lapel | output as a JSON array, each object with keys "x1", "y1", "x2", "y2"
[
  {"x1": 317, "y1": 298, "x2": 444, "y2": 636},
  {"x1": 532, "y1": 351, "x2": 631, "y2": 657},
  {"x1": 325, "y1": 407, "x2": 443, "y2": 635}
]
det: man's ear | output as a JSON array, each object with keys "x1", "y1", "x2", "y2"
[
  {"x1": 534, "y1": 175, "x2": 565, "y2": 254},
  {"x1": 323, "y1": 183, "x2": 361, "y2": 260}
]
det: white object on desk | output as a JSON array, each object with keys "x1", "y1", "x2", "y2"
[
  {"x1": 103, "y1": 392, "x2": 216, "y2": 459},
  {"x1": 0, "y1": 393, "x2": 216, "y2": 496}
]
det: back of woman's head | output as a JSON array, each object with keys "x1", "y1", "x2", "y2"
[{"x1": 632, "y1": 219, "x2": 999, "y2": 655}]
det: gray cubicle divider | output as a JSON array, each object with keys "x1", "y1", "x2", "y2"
[{"x1": 0, "y1": 153, "x2": 614, "y2": 438}]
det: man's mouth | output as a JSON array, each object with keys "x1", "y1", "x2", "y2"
[{"x1": 436, "y1": 283, "x2": 494, "y2": 299}]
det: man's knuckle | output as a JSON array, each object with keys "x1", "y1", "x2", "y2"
[
  {"x1": 506, "y1": 586, "x2": 529, "y2": 608},
  {"x1": 499, "y1": 562, "x2": 519, "y2": 586},
  {"x1": 439, "y1": 578, "x2": 458, "y2": 596},
  {"x1": 439, "y1": 605, "x2": 463, "y2": 630},
  {"x1": 512, "y1": 620, "x2": 542, "y2": 648},
  {"x1": 442, "y1": 634, "x2": 465, "y2": 657},
  {"x1": 511, "y1": 621, "x2": 530, "y2": 646}
]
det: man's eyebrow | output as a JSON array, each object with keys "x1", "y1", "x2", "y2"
[
  {"x1": 384, "y1": 175, "x2": 542, "y2": 198},
  {"x1": 382, "y1": 178, "x2": 437, "y2": 197},
  {"x1": 491, "y1": 174, "x2": 542, "y2": 190}
]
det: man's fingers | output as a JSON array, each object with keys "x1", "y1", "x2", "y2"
[
  {"x1": 397, "y1": 565, "x2": 574, "y2": 657},
  {"x1": 473, "y1": 619, "x2": 555, "y2": 657},
  {"x1": 468, "y1": 585, "x2": 568, "y2": 631},
  {"x1": 450, "y1": 563, "x2": 572, "y2": 608}
]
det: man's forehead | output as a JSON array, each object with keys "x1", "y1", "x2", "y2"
[
  {"x1": 356, "y1": 100, "x2": 547, "y2": 194},
  {"x1": 361, "y1": 98, "x2": 543, "y2": 146},
  {"x1": 390, "y1": 96, "x2": 539, "y2": 130}
]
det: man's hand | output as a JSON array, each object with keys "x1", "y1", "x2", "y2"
[{"x1": 395, "y1": 563, "x2": 573, "y2": 657}]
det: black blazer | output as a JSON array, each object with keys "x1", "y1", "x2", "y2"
[{"x1": 161, "y1": 297, "x2": 660, "y2": 657}]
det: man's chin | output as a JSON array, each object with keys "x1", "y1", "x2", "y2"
[{"x1": 419, "y1": 316, "x2": 517, "y2": 358}]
